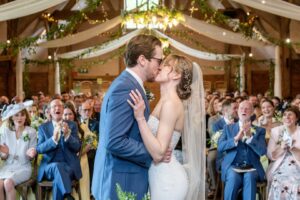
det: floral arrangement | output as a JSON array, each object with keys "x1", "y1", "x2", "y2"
[
  {"x1": 22, "y1": 131, "x2": 30, "y2": 142},
  {"x1": 276, "y1": 127, "x2": 292, "y2": 147},
  {"x1": 116, "y1": 184, "x2": 150, "y2": 200},
  {"x1": 211, "y1": 130, "x2": 222, "y2": 148},
  {"x1": 122, "y1": 5, "x2": 184, "y2": 30},
  {"x1": 83, "y1": 132, "x2": 98, "y2": 150},
  {"x1": 30, "y1": 116, "x2": 44, "y2": 131}
]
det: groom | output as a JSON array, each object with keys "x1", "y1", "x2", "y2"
[{"x1": 92, "y1": 34, "x2": 166, "y2": 200}]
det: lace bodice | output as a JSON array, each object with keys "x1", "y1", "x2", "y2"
[{"x1": 147, "y1": 115, "x2": 181, "y2": 150}]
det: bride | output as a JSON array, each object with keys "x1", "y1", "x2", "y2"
[{"x1": 128, "y1": 54, "x2": 206, "y2": 200}]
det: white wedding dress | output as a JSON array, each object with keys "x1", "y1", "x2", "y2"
[{"x1": 148, "y1": 116, "x2": 188, "y2": 200}]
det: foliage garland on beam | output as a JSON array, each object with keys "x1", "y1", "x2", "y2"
[
  {"x1": 0, "y1": 0, "x2": 103, "y2": 54},
  {"x1": 192, "y1": 0, "x2": 300, "y2": 47}
]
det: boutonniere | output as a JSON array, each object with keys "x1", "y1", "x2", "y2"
[
  {"x1": 145, "y1": 87, "x2": 155, "y2": 102},
  {"x1": 22, "y1": 131, "x2": 30, "y2": 142}
]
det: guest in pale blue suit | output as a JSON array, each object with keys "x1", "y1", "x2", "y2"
[
  {"x1": 92, "y1": 35, "x2": 165, "y2": 200},
  {"x1": 218, "y1": 100, "x2": 266, "y2": 200},
  {"x1": 37, "y1": 99, "x2": 82, "y2": 200}
]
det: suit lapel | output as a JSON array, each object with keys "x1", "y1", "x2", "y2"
[
  {"x1": 232, "y1": 122, "x2": 240, "y2": 137},
  {"x1": 123, "y1": 71, "x2": 150, "y2": 118}
]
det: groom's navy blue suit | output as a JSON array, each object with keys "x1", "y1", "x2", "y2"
[{"x1": 92, "y1": 71, "x2": 152, "y2": 200}]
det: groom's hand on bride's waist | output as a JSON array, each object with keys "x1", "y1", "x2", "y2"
[{"x1": 162, "y1": 147, "x2": 172, "y2": 163}]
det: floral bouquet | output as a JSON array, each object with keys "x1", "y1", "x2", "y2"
[
  {"x1": 30, "y1": 117, "x2": 44, "y2": 131},
  {"x1": 22, "y1": 131, "x2": 30, "y2": 142},
  {"x1": 211, "y1": 130, "x2": 222, "y2": 148},
  {"x1": 83, "y1": 132, "x2": 98, "y2": 150}
]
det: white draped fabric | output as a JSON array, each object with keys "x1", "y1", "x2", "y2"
[
  {"x1": 54, "y1": 53, "x2": 61, "y2": 95},
  {"x1": 57, "y1": 29, "x2": 142, "y2": 59},
  {"x1": 182, "y1": 14, "x2": 268, "y2": 47},
  {"x1": 153, "y1": 30, "x2": 241, "y2": 61},
  {"x1": 38, "y1": 16, "x2": 122, "y2": 48},
  {"x1": 0, "y1": 0, "x2": 67, "y2": 22},
  {"x1": 231, "y1": 0, "x2": 300, "y2": 21}
]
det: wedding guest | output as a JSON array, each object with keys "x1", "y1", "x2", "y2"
[
  {"x1": 36, "y1": 99, "x2": 81, "y2": 200},
  {"x1": 0, "y1": 101, "x2": 37, "y2": 200},
  {"x1": 266, "y1": 106, "x2": 300, "y2": 199},
  {"x1": 63, "y1": 104, "x2": 90, "y2": 200},
  {"x1": 79, "y1": 101, "x2": 99, "y2": 188},
  {"x1": 218, "y1": 100, "x2": 266, "y2": 200},
  {"x1": 253, "y1": 100, "x2": 282, "y2": 140}
]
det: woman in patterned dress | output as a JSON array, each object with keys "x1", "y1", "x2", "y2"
[{"x1": 267, "y1": 106, "x2": 300, "y2": 199}]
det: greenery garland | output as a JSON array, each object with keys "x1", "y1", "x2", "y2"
[
  {"x1": 0, "y1": 0, "x2": 103, "y2": 54},
  {"x1": 192, "y1": 0, "x2": 300, "y2": 47}
]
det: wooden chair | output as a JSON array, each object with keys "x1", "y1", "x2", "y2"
[
  {"x1": 37, "y1": 149, "x2": 82, "y2": 200},
  {"x1": 37, "y1": 179, "x2": 81, "y2": 200},
  {"x1": 15, "y1": 156, "x2": 38, "y2": 200}
]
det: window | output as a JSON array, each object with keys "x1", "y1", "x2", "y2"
[{"x1": 124, "y1": 0, "x2": 159, "y2": 29}]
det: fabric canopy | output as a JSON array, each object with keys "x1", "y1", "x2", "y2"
[
  {"x1": 232, "y1": 0, "x2": 300, "y2": 21},
  {"x1": 0, "y1": 0, "x2": 67, "y2": 22},
  {"x1": 57, "y1": 28, "x2": 241, "y2": 61},
  {"x1": 57, "y1": 29, "x2": 142, "y2": 59},
  {"x1": 38, "y1": 16, "x2": 122, "y2": 48},
  {"x1": 182, "y1": 14, "x2": 269, "y2": 47},
  {"x1": 153, "y1": 30, "x2": 241, "y2": 61}
]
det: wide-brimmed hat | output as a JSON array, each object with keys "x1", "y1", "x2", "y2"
[{"x1": 1, "y1": 100, "x2": 33, "y2": 121}]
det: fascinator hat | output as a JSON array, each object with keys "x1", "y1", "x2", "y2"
[{"x1": 1, "y1": 100, "x2": 33, "y2": 121}]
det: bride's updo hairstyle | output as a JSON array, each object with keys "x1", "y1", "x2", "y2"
[{"x1": 163, "y1": 54, "x2": 193, "y2": 100}]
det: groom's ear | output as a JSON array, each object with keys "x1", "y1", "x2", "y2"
[{"x1": 137, "y1": 55, "x2": 147, "y2": 67}]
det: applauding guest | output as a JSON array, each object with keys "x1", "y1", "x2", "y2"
[
  {"x1": 36, "y1": 99, "x2": 81, "y2": 200},
  {"x1": 267, "y1": 106, "x2": 300, "y2": 199},
  {"x1": 0, "y1": 101, "x2": 37, "y2": 200}
]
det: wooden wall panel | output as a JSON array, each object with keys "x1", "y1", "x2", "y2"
[
  {"x1": 251, "y1": 71, "x2": 269, "y2": 95},
  {"x1": 27, "y1": 72, "x2": 48, "y2": 96},
  {"x1": 290, "y1": 60, "x2": 300, "y2": 97}
]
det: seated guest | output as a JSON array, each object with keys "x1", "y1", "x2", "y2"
[
  {"x1": 207, "y1": 99, "x2": 238, "y2": 196},
  {"x1": 266, "y1": 106, "x2": 300, "y2": 199},
  {"x1": 79, "y1": 101, "x2": 99, "y2": 188},
  {"x1": 0, "y1": 101, "x2": 37, "y2": 200},
  {"x1": 36, "y1": 99, "x2": 81, "y2": 200},
  {"x1": 254, "y1": 100, "x2": 282, "y2": 140},
  {"x1": 63, "y1": 104, "x2": 90, "y2": 200},
  {"x1": 218, "y1": 100, "x2": 267, "y2": 200}
]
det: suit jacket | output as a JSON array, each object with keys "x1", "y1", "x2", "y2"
[
  {"x1": 212, "y1": 117, "x2": 226, "y2": 134},
  {"x1": 88, "y1": 118, "x2": 99, "y2": 135},
  {"x1": 217, "y1": 122, "x2": 267, "y2": 181},
  {"x1": 36, "y1": 120, "x2": 82, "y2": 182},
  {"x1": 266, "y1": 125, "x2": 300, "y2": 180},
  {"x1": 92, "y1": 71, "x2": 152, "y2": 200}
]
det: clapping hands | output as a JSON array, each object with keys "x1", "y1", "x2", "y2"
[{"x1": 0, "y1": 143, "x2": 9, "y2": 156}]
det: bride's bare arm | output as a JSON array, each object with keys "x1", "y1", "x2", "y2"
[{"x1": 128, "y1": 90, "x2": 178, "y2": 163}]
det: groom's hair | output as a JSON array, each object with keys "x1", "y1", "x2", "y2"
[{"x1": 124, "y1": 34, "x2": 161, "y2": 68}]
